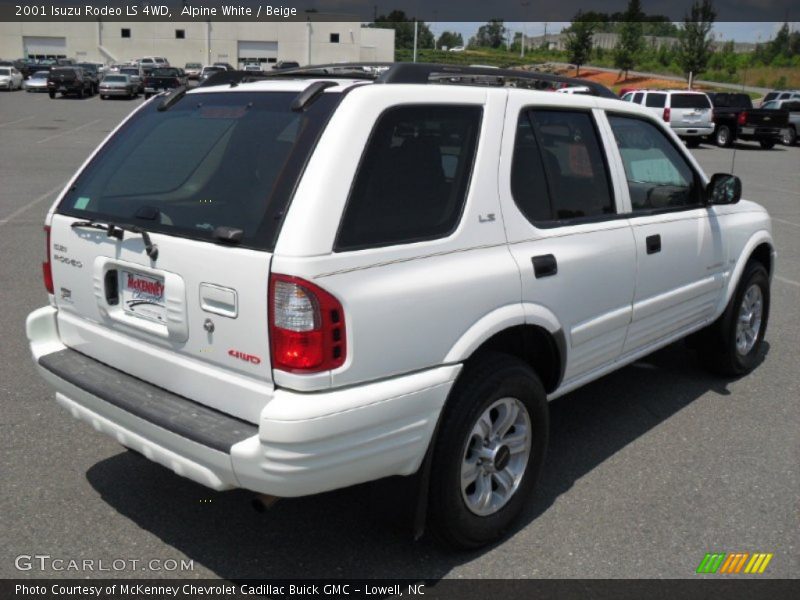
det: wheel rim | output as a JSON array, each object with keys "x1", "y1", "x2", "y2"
[
  {"x1": 783, "y1": 129, "x2": 794, "y2": 145},
  {"x1": 735, "y1": 284, "x2": 763, "y2": 356},
  {"x1": 718, "y1": 129, "x2": 728, "y2": 145},
  {"x1": 460, "y1": 397, "x2": 532, "y2": 517}
]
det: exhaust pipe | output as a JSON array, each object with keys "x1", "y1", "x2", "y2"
[{"x1": 251, "y1": 494, "x2": 280, "y2": 512}]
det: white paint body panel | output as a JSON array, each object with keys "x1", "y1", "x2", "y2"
[{"x1": 28, "y1": 79, "x2": 775, "y2": 497}]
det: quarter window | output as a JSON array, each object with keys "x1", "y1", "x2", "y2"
[
  {"x1": 608, "y1": 115, "x2": 701, "y2": 211},
  {"x1": 633, "y1": 92, "x2": 644, "y2": 104},
  {"x1": 335, "y1": 105, "x2": 482, "y2": 251},
  {"x1": 511, "y1": 110, "x2": 614, "y2": 224},
  {"x1": 645, "y1": 93, "x2": 666, "y2": 108}
]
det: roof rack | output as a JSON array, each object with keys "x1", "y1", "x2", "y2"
[{"x1": 197, "y1": 63, "x2": 617, "y2": 99}]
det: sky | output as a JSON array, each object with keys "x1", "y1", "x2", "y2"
[{"x1": 428, "y1": 22, "x2": 798, "y2": 45}]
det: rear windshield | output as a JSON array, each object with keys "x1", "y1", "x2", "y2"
[
  {"x1": 151, "y1": 68, "x2": 179, "y2": 77},
  {"x1": 708, "y1": 93, "x2": 751, "y2": 108},
  {"x1": 57, "y1": 91, "x2": 340, "y2": 251},
  {"x1": 104, "y1": 75, "x2": 126, "y2": 82},
  {"x1": 670, "y1": 94, "x2": 711, "y2": 109},
  {"x1": 50, "y1": 68, "x2": 76, "y2": 78}
]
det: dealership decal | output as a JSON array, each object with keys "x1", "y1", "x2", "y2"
[{"x1": 696, "y1": 552, "x2": 774, "y2": 574}]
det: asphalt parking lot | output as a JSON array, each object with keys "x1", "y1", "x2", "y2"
[{"x1": 1, "y1": 89, "x2": 798, "y2": 580}]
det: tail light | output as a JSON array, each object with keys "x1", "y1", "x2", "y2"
[
  {"x1": 737, "y1": 111, "x2": 747, "y2": 126},
  {"x1": 269, "y1": 274, "x2": 346, "y2": 373},
  {"x1": 43, "y1": 225, "x2": 54, "y2": 294},
  {"x1": 663, "y1": 107, "x2": 671, "y2": 122}
]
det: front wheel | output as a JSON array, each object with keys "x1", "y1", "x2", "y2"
[
  {"x1": 428, "y1": 354, "x2": 549, "y2": 549},
  {"x1": 699, "y1": 261, "x2": 770, "y2": 376},
  {"x1": 759, "y1": 140, "x2": 775, "y2": 149},
  {"x1": 48, "y1": 91, "x2": 55, "y2": 99},
  {"x1": 781, "y1": 127, "x2": 796, "y2": 146}
]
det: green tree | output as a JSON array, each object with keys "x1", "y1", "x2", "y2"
[
  {"x1": 614, "y1": 0, "x2": 645, "y2": 79},
  {"x1": 371, "y1": 11, "x2": 435, "y2": 50},
  {"x1": 437, "y1": 31, "x2": 463, "y2": 50},
  {"x1": 565, "y1": 13, "x2": 596, "y2": 76},
  {"x1": 677, "y1": 0, "x2": 717, "y2": 81},
  {"x1": 472, "y1": 19, "x2": 507, "y2": 49},
  {"x1": 767, "y1": 23, "x2": 791, "y2": 61}
]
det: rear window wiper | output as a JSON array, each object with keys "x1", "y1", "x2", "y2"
[{"x1": 71, "y1": 220, "x2": 159, "y2": 261}]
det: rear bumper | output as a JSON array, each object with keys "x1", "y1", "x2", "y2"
[
  {"x1": 737, "y1": 127, "x2": 783, "y2": 141},
  {"x1": 27, "y1": 306, "x2": 458, "y2": 497},
  {"x1": 99, "y1": 88, "x2": 133, "y2": 96},
  {"x1": 674, "y1": 125, "x2": 714, "y2": 137}
]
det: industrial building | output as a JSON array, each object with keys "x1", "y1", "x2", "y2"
[{"x1": 0, "y1": 21, "x2": 394, "y2": 67}]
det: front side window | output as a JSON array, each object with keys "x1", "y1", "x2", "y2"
[
  {"x1": 511, "y1": 109, "x2": 614, "y2": 225},
  {"x1": 608, "y1": 115, "x2": 702, "y2": 211},
  {"x1": 335, "y1": 105, "x2": 482, "y2": 251}
]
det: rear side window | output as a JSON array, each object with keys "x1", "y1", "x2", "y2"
[
  {"x1": 335, "y1": 105, "x2": 482, "y2": 251},
  {"x1": 58, "y1": 92, "x2": 340, "y2": 251},
  {"x1": 670, "y1": 94, "x2": 711, "y2": 109},
  {"x1": 645, "y1": 93, "x2": 666, "y2": 108},
  {"x1": 511, "y1": 110, "x2": 614, "y2": 224}
]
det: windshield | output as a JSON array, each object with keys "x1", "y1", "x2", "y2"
[
  {"x1": 670, "y1": 94, "x2": 711, "y2": 109},
  {"x1": 57, "y1": 91, "x2": 341, "y2": 251},
  {"x1": 186, "y1": 63, "x2": 201, "y2": 68},
  {"x1": 0, "y1": 68, "x2": 10, "y2": 75},
  {"x1": 32, "y1": 71, "x2": 49, "y2": 78},
  {"x1": 151, "y1": 68, "x2": 179, "y2": 77},
  {"x1": 120, "y1": 68, "x2": 138, "y2": 75},
  {"x1": 104, "y1": 75, "x2": 126, "y2": 82}
]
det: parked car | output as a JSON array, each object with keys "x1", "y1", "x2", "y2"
[
  {"x1": 212, "y1": 62, "x2": 236, "y2": 71},
  {"x1": 138, "y1": 56, "x2": 169, "y2": 69},
  {"x1": 0, "y1": 66, "x2": 24, "y2": 90},
  {"x1": 705, "y1": 92, "x2": 788, "y2": 149},
  {"x1": 75, "y1": 63, "x2": 100, "y2": 94},
  {"x1": 272, "y1": 61, "x2": 300, "y2": 71},
  {"x1": 98, "y1": 74, "x2": 138, "y2": 99},
  {"x1": 200, "y1": 65, "x2": 225, "y2": 81},
  {"x1": 118, "y1": 66, "x2": 144, "y2": 93},
  {"x1": 23, "y1": 70, "x2": 50, "y2": 92},
  {"x1": 761, "y1": 98, "x2": 800, "y2": 146},
  {"x1": 622, "y1": 89, "x2": 713, "y2": 147},
  {"x1": 28, "y1": 64, "x2": 774, "y2": 550},
  {"x1": 761, "y1": 89, "x2": 800, "y2": 105},
  {"x1": 184, "y1": 62, "x2": 203, "y2": 79},
  {"x1": 143, "y1": 67, "x2": 186, "y2": 98},
  {"x1": 47, "y1": 67, "x2": 93, "y2": 98},
  {"x1": 556, "y1": 85, "x2": 592, "y2": 95}
]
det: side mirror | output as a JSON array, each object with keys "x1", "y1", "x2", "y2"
[{"x1": 707, "y1": 173, "x2": 742, "y2": 205}]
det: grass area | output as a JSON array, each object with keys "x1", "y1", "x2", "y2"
[{"x1": 395, "y1": 47, "x2": 564, "y2": 68}]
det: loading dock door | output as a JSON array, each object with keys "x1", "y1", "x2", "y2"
[
  {"x1": 237, "y1": 40, "x2": 278, "y2": 68},
  {"x1": 23, "y1": 36, "x2": 67, "y2": 60}
]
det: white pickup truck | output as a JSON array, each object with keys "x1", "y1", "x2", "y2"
[{"x1": 27, "y1": 63, "x2": 774, "y2": 549}]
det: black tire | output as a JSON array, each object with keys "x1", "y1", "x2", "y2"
[
  {"x1": 428, "y1": 353, "x2": 549, "y2": 549},
  {"x1": 699, "y1": 261, "x2": 770, "y2": 376},
  {"x1": 144, "y1": 92, "x2": 151, "y2": 99},
  {"x1": 77, "y1": 87, "x2": 84, "y2": 99},
  {"x1": 686, "y1": 138, "x2": 700, "y2": 148},
  {"x1": 100, "y1": 94, "x2": 106, "y2": 100},
  {"x1": 48, "y1": 91, "x2": 55, "y2": 99},
  {"x1": 715, "y1": 125, "x2": 733, "y2": 147},
  {"x1": 781, "y1": 127, "x2": 797, "y2": 146},
  {"x1": 759, "y1": 140, "x2": 775, "y2": 149}
]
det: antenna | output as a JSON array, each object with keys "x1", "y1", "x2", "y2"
[{"x1": 730, "y1": 142, "x2": 737, "y2": 174}]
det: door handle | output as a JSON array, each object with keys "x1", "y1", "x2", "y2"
[
  {"x1": 532, "y1": 254, "x2": 558, "y2": 278},
  {"x1": 646, "y1": 234, "x2": 661, "y2": 255}
]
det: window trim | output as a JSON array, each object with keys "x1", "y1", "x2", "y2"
[
  {"x1": 510, "y1": 106, "x2": 617, "y2": 229},
  {"x1": 605, "y1": 110, "x2": 708, "y2": 215},
  {"x1": 333, "y1": 103, "x2": 484, "y2": 253}
]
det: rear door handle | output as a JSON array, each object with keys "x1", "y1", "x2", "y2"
[
  {"x1": 646, "y1": 234, "x2": 661, "y2": 255},
  {"x1": 532, "y1": 254, "x2": 558, "y2": 278}
]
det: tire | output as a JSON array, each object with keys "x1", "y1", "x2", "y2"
[
  {"x1": 699, "y1": 261, "x2": 770, "y2": 376},
  {"x1": 759, "y1": 140, "x2": 775, "y2": 149},
  {"x1": 715, "y1": 125, "x2": 733, "y2": 147},
  {"x1": 428, "y1": 353, "x2": 549, "y2": 549},
  {"x1": 48, "y1": 91, "x2": 55, "y2": 99},
  {"x1": 100, "y1": 94, "x2": 106, "y2": 100},
  {"x1": 781, "y1": 127, "x2": 797, "y2": 146},
  {"x1": 686, "y1": 138, "x2": 700, "y2": 148},
  {"x1": 77, "y1": 87, "x2": 84, "y2": 99}
]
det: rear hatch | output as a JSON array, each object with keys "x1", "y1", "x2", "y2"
[
  {"x1": 669, "y1": 93, "x2": 712, "y2": 128},
  {"x1": 145, "y1": 68, "x2": 182, "y2": 92},
  {"x1": 48, "y1": 68, "x2": 77, "y2": 89},
  {"x1": 48, "y1": 88, "x2": 340, "y2": 422}
]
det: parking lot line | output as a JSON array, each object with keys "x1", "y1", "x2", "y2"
[
  {"x1": 0, "y1": 182, "x2": 66, "y2": 226},
  {"x1": 0, "y1": 115, "x2": 34, "y2": 128},
  {"x1": 776, "y1": 275, "x2": 800, "y2": 288},
  {"x1": 36, "y1": 119, "x2": 101, "y2": 144},
  {"x1": 772, "y1": 217, "x2": 800, "y2": 229}
]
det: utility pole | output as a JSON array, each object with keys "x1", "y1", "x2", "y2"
[{"x1": 413, "y1": 19, "x2": 419, "y2": 62}]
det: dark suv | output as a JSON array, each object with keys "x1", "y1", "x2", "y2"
[{"x1": 47, "y1": 67, "x2": 94, "y2": 99}]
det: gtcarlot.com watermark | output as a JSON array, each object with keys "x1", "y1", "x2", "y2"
[{"x1": 15, "y1": 554, "x2": 194, "y2": 572}]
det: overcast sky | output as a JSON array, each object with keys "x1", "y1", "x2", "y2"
[{"x1": 428, "y1": 22, "x2": 797, "y2": 44}]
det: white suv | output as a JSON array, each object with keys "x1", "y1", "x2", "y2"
[
  {"x1": 622, "y1": 89, "x2": 714, "y2": 147},
  {"x1": 27, "y1": 64, "x2": 774, "y2": 549}
]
